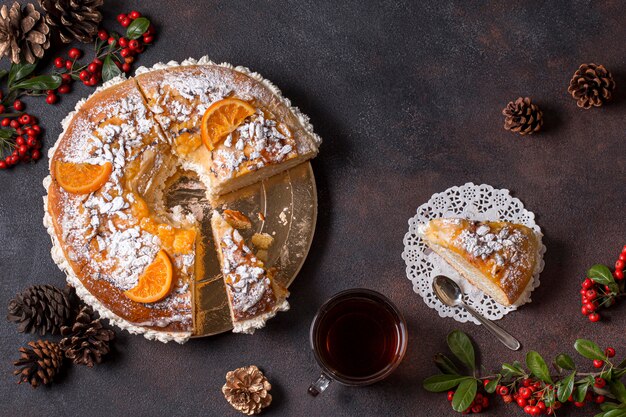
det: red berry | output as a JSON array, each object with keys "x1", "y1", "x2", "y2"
[
  {"x1": 146, "y1": 24, "x2": 155, "y2": 35},
  {"x1": 13, "y1": 100, "x2": 24, "y2": 111},
  {"x1": 481, "y1": 396, "x2": 489, "y2": 408},
  {"x1": 108, "y1": 37, "x2": 116, "y2": 45},
  {"x1": 589, "y1": 312, "x2": 600, "y2": 322},
  {"x1": 503, "y1": 394, "x2": 513, "y2": 403},
  {"x1": 54, "y1": 57, "x2": 64, "y2": 68},
  {"x1": 595, "y1": 377, "x2": 606, "y2": 388},
  {"x1": 134, "y1": 45, "x2": 145, "y2": 54},
  {"x1": 519, "y1": 387, "x2": 531, "y2": 399},
  {"x1": 93, "y1": 58, "x2": 103, "y2": 66},
  {"x1": 79, "y1": 70, "x2": 90, "y2": 81},
  {"x1": 120, "y1": 48, "x2": 131, "y2": 58},
  {"x1": 623, "y1": 245, "x2": 626, "y2": 253},
  {"x1": 58, "y1": 84, "x2": 70, "y2": 94},
  {"x1": 68, "y1": 48, "x2": 81, "y2": 59},
  {"x1": 1, "y1": 118, "x2": 8, "y2": 127},
  {"x1": 17, "y1": 144, "x2": 27, "y2": 155},
  {"x1": 27, "y1": 136, "x2": 36, "y2": 147},
  {"x1": 121, "y1": 17, "x2": 131, "y2": 27},
  {"x1": 143, "y1": 35, "x2": 154, "y2": 44},
  {"x1": 606, "y1": 347, "x2": 616, "y2": 357},
  {"x1": 31, "y1": 149, "x2": 41, "y2": 160},
  {"x1": 582, "y1": 278, "x2": 593, "y2": 289},
  {"x1": 593, "y1": 359, "x2": 604, "y2": 368},
  {"x1": 129, "y1": 39, "x2": 140, "y2": 50},
  {"x1": 88, "y1": 63, "x2": 99, "y2": 73},
  {"x1": 596, "y1": 395, "x2": 606, "y2": 404},
  {"x1": 26, "y1": 127, "x2": 35, "y2": 136},
  {"x1": 129, "y1": 10, "x2": 141, "y2": 19},
  {"x1": 523, "y1": 405, "x2": 532, "y2": 414},
  {"x1": 447, "y1": 391, "x2": 454, "y2": 401},
  {"x1": 16, "y1": 136, "x2": 24, "y2": 146},
  {"x1": 620, "y1": 253, "x2": 626, "y2": 262},
  {"x1": 65, "y1": 60, "x2": 73, "y2": 70},
  {"x1": 61, "y1": 73, "x2": 71, "y2": 84},
  {"x1": 88, "y1": 76, "x2": 98, "y2": 86},
  {"x1": 32, "y1": 124, "x2": 40, "y2": 134},
  {"x1": 471, "y1": 404, "x2": 482, "y2": 413},
  {"x1": 616, "y1": 260, "x2": 624, "y2": 270},
  {"x1": 0, "y1": 104, "x2": 5, "y2": 113},
  {"x1": 122, "y1": 63, "x2": 131, "y2": 73},
  {"x1": 118, "y1": 37, "x2": 128, "y2": 48},
  {"x1": 98, "y1": 29, "x2": 108, "y2": 41},
  {"x1": 574, "y1": 401, "x2": 585, "y2": 407},
  {"x1": 615, "y1": 270, "x2": 624, "y2": 280},
  {"x1": 586, "y1": 289, "x2": 597, "y2": 300},
  {"x1": 10, "y1": 155, "x2": 18, "y2": 164},
  {"x1": 517, "y1": 397, "x2": 527, "y2": 407},
  {"x1": 46, "y1": 93, "x2": 58, "y2": 104},
  {"x1": 117, "y1": 13, "x2": 127, "y2": 22},
  {"x1": 0, "y1": 160, "x2": 6, "y2": 169},
  {"x1": 584, "y1": 302, "x2": 596, "y2": 312},
  {"x1": 498, "y1": 386, "x2": 509, "y2": 396},
  {"x1": 10, "y1": 120, "x2": 19, "y2": 128}
]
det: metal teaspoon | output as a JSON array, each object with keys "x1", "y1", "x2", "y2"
[{"x1": 432, "y1": 275, "x2": 521, "y2": 351}]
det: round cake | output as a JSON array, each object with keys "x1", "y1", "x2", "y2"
[{"x1": 43, "y1": 57, "x2": 322, "y2": 343}]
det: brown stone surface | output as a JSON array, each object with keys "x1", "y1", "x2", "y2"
[{"x1": 1, "y1": 1, "x2": 625, "y2": 416}]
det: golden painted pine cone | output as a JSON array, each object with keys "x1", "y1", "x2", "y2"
[
  {"x1": 13, "y1": 340, "x2": 64, "y2": 388},
  {"x1": 223, "y1": 365, "x2": 272, "y2": 415},
  {"x1": 502, "y1": 97, "x2": 543, "y2": 135},
  {"x1": 0, "y1": 2, "x2": 50, "y2": 64},
  {"x1": 568, "y1": 63, "x2": 616, "y2": 109}
]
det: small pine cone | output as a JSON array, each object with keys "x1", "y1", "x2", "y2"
[
  {"x1": 0, "y1": 2, "x2": 51, "y2": 64},
  {"x1": 14, "y1": 340, "x2": 64, "y2": 388},
  {"x1": 7, "y1": 284, "x2": 77, "y2": 335},
  {"x1": 502, "y1": 97, "x2": 543, "y2": 135},
  {"x1": 59, "y1": 305, "x2": 115, "y2": 367},
  {"x1": 39, "y1": 0, "x2": 103, "y2": 43},
  {"x1": 568, "y1": 63, "x2": 616, "y2": 109},
  {"x1": 223, "y1": 365, "x2": 272, "y2": 415}
]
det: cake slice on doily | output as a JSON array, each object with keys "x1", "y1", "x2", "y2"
[
  {"x1": 211, "y1": 210, "x2": 289, "y2": 333},
  {"x1": 417, "y1": 218, "x2": 541, "y2": 306}
]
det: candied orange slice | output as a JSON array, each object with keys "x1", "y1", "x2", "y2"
[
  {"x1": 201, "y1": 98, "x2": 255, "y2": 150},
  {"x1": 124, "y1": 250, "x2": 173, "y2": 303},
  {"x1": 54, "y1": 161, "x2": 113, "y2": 194}
]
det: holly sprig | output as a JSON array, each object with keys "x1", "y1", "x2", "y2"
[{"x1": 424, "y1": 330, "x2": 626, "y2": 416}]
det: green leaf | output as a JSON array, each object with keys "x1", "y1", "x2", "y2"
[
  {"x1": 11, "y1": 74, "x2": 62, "y2": 91},
  {"x1": 447, "y1": 330, "x2": 475, "y2": 371},
  {"x1": 8, "y1": 62, "x2": 37, "y2": 86},
  {"x1": 433, "y1": 353, "x2": 460, "y2": 375},
  {"x1": 611, "y1": 381, "x2": 626, "y2": 403},
  {"x1": 423, "y1": 374, "x2": 472, "y2": 392},
  {"x1": 575, "y1": 339, "x2": 607, "y2": 361},
  {"x1": 0, "y1": 69, "x2": 8, "y2": 81},
  {"x1": 126, "y1": 17, "x2": 150, "y2": 39},
  {"x1": 0, "y1": 128, "x2": 16, "y2": 139},
  {"x1": 555, "y1": 353, "x2": 576, "y2": 371},
  {"x1": 588, "y1": 264, "x2": 619, "y2": 293},
  {"x1": 526, "y1": 351, "x2": 553, "y2": 383},
  {"x1": 102, "y1": 54, "x2": 122, "y2": 83},
  {"x1": 573, "y1": 382, "x2": 588, "y2": 403},
  {"x1": 602, "y1": 409, "x2": 626, "y2": 417},
  {"x1": 502, "y1": 362, "x2": 525, "y2": 378},
  {"x1": 452, "y1": 379, "x2": 478, "y2": 412},
  {"x1": 484, "y1": 376, "x2": 500, "y2": 394},
  {"x1": 557, "y1": 371, "x2": 576, "y2": 403},
  {"x1": 601, "y1": 402, "x2": 622, "y2": 411}
]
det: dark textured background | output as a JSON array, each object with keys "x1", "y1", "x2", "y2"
[{"x1": 1, "y1": 1, "x2": 625, "y2": 416}]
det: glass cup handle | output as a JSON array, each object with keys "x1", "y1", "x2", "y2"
[{"x1": 308, "y1": 373, "x2": 332, "y2": 397}]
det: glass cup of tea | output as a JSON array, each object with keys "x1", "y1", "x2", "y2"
[{"x1": 308, "y1": 288, "x2": 408, "y2": 396}]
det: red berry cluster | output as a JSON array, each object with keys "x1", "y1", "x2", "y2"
[
  {"x1": 0, "y1": 113, "x2": 43, "y2": 169},
  {"x1": 580, "y1": 245, "x2": 626, "y2": 322},
  {"x1": 47, "y1": 11, "x2": 155, "y2": 105},
  {"x1": 446, "y1": 390, "x2": 489, "y2": 414}
]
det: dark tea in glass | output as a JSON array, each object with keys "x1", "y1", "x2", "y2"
[{"x1": 308, "y1": 289, "x2": 407, "y2": 395}]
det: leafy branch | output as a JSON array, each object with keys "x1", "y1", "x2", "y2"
[{"x1": 424, "y1": 331, "x2": 625, "y2": 415}]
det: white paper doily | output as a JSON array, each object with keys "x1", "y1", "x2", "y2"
[{"x1": 401, "y1": 183, "x2": 546, "y2": 324}]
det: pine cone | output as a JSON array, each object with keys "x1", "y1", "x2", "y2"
[
  {"x1": 0, "y1": 2, "x2": 50, "y2": 64},
  {"x1": 39, "y1": 0, "x2": 103, "y2": 43},
  {"x1": 502, "y1": 97, "x2": 543, "y2": 135},
  {"x1": 13, "y1": 340, "x2": 64, "y2": 388},
  {"x1": 223, "y1": 366, "x2": 272, "y2": 415},
  {"x1": 7, "y1": 284, "x2": 77, "y2": 335},
  {"x1": 568, "y1": 63, "x2": 616, "y2": 109},
  {"x1": 59, "y1": 304, "x2": 115, "y2": 367}
]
